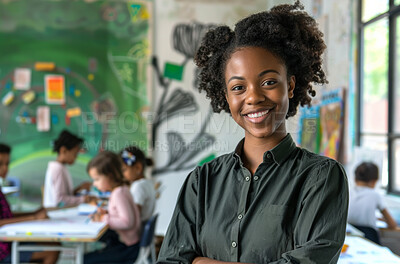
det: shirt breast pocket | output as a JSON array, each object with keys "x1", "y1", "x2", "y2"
[{"x1": 241, "y1": 204, "x2": 295, "y2": 262}]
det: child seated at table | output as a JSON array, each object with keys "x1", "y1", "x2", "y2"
[
  {"x1": 0, "y1": 143, "x2": 59, "y2": 264},
  {"x1": 348, "y1": 162, "x2": 398, "y2": 243},
  {"x1": 120, "y1": 145, "x2": 156, "y2": 222},
  {"x1": 43, "y1": 129, "x2": 93, "y2": 208},
  {"x1": 84, "y1": 151, "x2": 141, "y2": 264}
]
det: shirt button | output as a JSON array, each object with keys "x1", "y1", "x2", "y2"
[
  {"x1": 231, "y1": 241, "x2": 237, "y2": 248},
  {"x1": 254, "y1": 176, "x2": 259, "y2": 181},
  {"x1": 266, "y1": 153, "x2": 271, "y2": 159},
  {"x1": 238, "y1": 214, "x2": 243, "y2": 220},
  {"x1": 245, "y1": 176, "x2": 250, "y2": 181}
]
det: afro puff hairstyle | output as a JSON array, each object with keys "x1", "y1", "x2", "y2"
[{"x1": 194, "y1": 0, "x2": 327, "y2": 118}]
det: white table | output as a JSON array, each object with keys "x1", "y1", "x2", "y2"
[
  {"x1": 339, "y1": 235, "x2": 400, "y2": 263},
  {"x1": 1, "y1": 186, "x2": 19, "y2": 195},
  {"x1": 0, "y1": 207, "x2": 107, "y2": 264}
]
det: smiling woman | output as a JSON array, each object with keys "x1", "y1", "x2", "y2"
[{"x1": 157, "y1": 1, "x2": 349, "y2": 264}]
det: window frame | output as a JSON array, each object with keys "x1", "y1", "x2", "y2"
[{"x1": 357, "y1": 0, "x2": 400, "y2": 195}]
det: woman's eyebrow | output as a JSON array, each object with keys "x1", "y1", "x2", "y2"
[{"x1": 258, "y1": 69, "x2": 280, "y2": 77}]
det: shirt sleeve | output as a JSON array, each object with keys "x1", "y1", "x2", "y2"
[
  {"x1": 104, "y1": 188, "x2": 135, "y2": 230},
  {"x1": 52, "y1": 168, "x2": 84, "y2": 206},
  {"x1": 269, "y1": 161, "x2": 349, "y2": 264},
  {"x1": 131, "y1": 182, "x2": 146, "y2": 206},
  {"x1": 157, "y1": 169, "x2": 200, "y2": 264},
  {"x1": 377, "y1": 192, "x2": 386, "y2": 211}
]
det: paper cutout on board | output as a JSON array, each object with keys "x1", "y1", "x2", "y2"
[
  {"x1": 36, "y1": 106, "x2": 50, "y2": 132},
  {"x1": 69, "y1": 84, "x2": 75, "y2": 96},
  {"x1": 65, "y1": 115, "x2": 71, "y2": 126},
  {"x1": 45, "y1": 75, "x2": 65, "y2": 105},
  {"x1": 22, "y1": 90, "x2": 35, "y2": 104},
  {"x1": 51, "y1": 114, "x2": 59, "y2": 125},
  {"x1": 88, "y1": 58, "x2": 98, "y2": 73},
  {"x1": 14, "y1": 68, "x2": 31, "y2": 90},
  {"x1": 66, "y1": 107, "x2": 81, "y2": 118},
  {"x1": 34, "y1": 62, "x2": 55, "y2": 71},
  {"x1": 163, "y1": 62, "x2": 184, "y2": 81},
  {"x1": 16, "y1": 116, "x2": 36, "y2": 124},
  {"x1": 1, "y1": 91, "x2": 14, "y2": 106}
]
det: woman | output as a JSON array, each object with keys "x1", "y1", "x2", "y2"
[{"x1": 158, "y1": 1, "x2": 348, "y2": 263}]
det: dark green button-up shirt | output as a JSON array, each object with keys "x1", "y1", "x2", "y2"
[{"x1": 158, "y1": 134, "x2": 349, "y2": 264}]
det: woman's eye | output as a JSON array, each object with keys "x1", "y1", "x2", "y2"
[
  {"x1": 231, "y1": 85, "x2": 244, "y2": 91},
  {"x1": 263, "y1": 80, "x2": 276, "y2": 86}
]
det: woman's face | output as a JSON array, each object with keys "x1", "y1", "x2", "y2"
[{"x1": 224, "y1": 46, "x2": 295, "y2": 142}]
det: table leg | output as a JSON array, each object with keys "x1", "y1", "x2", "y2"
[
  {"x1": 11, "y1": 241, "x2": 19, "y2": 264},
  {"x1": 75, "y1": 242, "x2": 84, "y2": 264}
]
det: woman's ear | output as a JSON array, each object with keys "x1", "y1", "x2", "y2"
[{"x1": 288, "y1": 75, "x2": 296, "y2": 99}]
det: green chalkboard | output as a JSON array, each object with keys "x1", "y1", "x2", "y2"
[{"x1": 0, "y1": 0, "x2": 152, "y2": 204}]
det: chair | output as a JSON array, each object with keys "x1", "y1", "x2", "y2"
[
  {"x1": 353, "y1": 224, "x2": 381, "y2": 245},
  {"x1": 134, "y1": 214, "x2": 159, "y2": 264}
]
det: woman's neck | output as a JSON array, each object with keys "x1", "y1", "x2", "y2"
[{"x1": 242, "y1": 133, "x2": 287, "y2": 175}]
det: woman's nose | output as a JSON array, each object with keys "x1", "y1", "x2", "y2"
[{"x1": 245, "y1": 86, "x2": 265, "y2": 105}]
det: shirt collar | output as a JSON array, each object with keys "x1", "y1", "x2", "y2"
[{"x1": 233, "y1": 134, "x2": 297, "y2": 166}]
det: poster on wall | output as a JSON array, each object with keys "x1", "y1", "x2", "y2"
[
  {"x1": 319, "y1": 88, "x2": 345, "y2": 160},
  {"x1": 14, "y1": 68, "x2": 31, "y2": 90},
  {"x1": 45, "y1": 75, "x2": 65, "y2": 105},
  {"x1": 299, "y1": 105, "x2": 321, "y2": 154}
]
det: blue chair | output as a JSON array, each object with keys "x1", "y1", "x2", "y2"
[
  {"x1": 353, "y1": 224, "x2": 381, "y2": 245},
  {"x1": 134, "y1": 214, "x2": 159, "y2": 264}
]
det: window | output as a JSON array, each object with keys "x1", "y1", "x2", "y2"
[{"x1": 358, "y1": 0, "x2": 400, "y2": 194}]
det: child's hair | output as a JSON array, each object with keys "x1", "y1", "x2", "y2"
[
  {"x1": 53, "y1": 129, "x2": 83, "y2": 153},
  {"x1": 0, "y1": 143, "x2": 11, "y2": 154},
  {"x1": 120, "y1": 146, "x2": 153, "y2": 169},
  {"x1": 355, "y1": 162, "x2": 379, "y2": 183},
  {"x1": 194, "y1": 0, "x2": 327, "y2": 118},
  {"x1": 87, "y1": 151, "x2": 126, "y2": 186}
]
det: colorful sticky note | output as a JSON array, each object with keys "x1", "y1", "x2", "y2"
[
  {"x1": 163, "y1": 62, "x2": 184, "y2": 81},
  {"x1": 45, "y1": 75, "x2": 65, "y2": 105},
  {"x1": 14, "y1": 68, "x2": 31, "y2": 90}
]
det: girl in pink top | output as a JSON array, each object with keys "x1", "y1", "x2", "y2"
[{"x1": 84, "y1": 151, "x2": 141, "y2": 264}]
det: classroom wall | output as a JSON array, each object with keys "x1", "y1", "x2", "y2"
[
  {"x1": 151, "y1": 0, "x2": 355, "y2": 235},
  {"x1": 0, "y1": 0, "x2": 153, "y2": 205}
]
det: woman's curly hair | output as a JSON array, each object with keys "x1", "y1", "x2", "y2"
[{"x1": 194, "y1": 0, "x2": 327, "y2": 118}]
